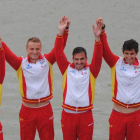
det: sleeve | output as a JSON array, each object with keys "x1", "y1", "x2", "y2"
[
  {"x1": 0, "y1": 47, "x2": 5, "y2": 106},
  {"x1": 100, "y1": 31, "x2": 119, "y2": 68},
  {"x1": 0, "y1": 47, "x2": 5, "y2": 84},
  {"x1": 54, "y1": 34, "x2": 70, "y2": 75},
  {"x1": 45, "y1": 30, "x2": 69, "y2": 65},
  {"x1": 2, "y1": 42, "x2": 22, "y2": 71},
  {"x1": 89, "y1": 41, "x2": 103, "y2": 78}
]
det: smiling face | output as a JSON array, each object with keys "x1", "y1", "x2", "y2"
[
  {"x1": 123, "y1": 49, "x2": 137, "y2": 65},
  {"x1": 73, "y1": 52, "x2": 87, "y2": 70},
  {"x1": 26, "y1": 41, "x2": 42, "y2": 63}
]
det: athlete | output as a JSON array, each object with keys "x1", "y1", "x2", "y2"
[
  {"x1": 0, "y1": 35, "x2": 5, "y2": 140},
  {"x1": 96, "y1": 18, "x2": 140, "y2": 140},
  {"x1": 54, "y1": 18, "x2": 103, "y2": 140},
  {"x1": 1, "y1": 16, "x2": 70, "y2": 140}
]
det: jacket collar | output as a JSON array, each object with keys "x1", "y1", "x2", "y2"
[
  {"x1": 27, "y1": 54, "x2": 43, "y2": 63},
  {"x1": 70, "y1": 62, "x2": 89, "y2": 69},
  {"x1": 123, "y1": 57, "x2": 139, "y2": 66}
]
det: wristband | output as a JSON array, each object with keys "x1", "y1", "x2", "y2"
[{"x1": 102, "y1": 24, "x2": 105, "y2": 30}]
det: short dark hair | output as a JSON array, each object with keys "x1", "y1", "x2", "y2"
[
  {"x1": 72, "y1": 47, "x2": 87, "y2": 57},
  {"x1": 122, "y1": 39, "x2": 139, "y2": 53}
]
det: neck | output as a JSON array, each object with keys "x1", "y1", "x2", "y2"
[{"x1": 29, "y1": 58, "x2": 38, "y2": 64}]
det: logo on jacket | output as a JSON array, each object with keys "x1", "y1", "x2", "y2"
[
  {"x1": 120, "y1": 66, "x2": 126, "y2": 71},
  {"x1": 69, "y1": 70, "x2": 75, "y2": 74},
  {"x1": 81, "y1": 72, "x2": 87, "y2": 75},
  {"x1": 39, "y1": 59, "x2": 45, "y2": 65},
  {"x1": 26, "y1": 64, "x2": 32, "y2": 69},
  {"x1": 134, "y1": 67, "x2": 138, "y2": 73}
]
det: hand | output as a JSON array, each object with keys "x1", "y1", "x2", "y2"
[
  {"x1": 92, "y1": 24, "x2": 102, "y2": 42},
  {"x1": 96, "y1": 17, "x2": 104, "y2": 26},
  {"x1": 65, "y1": 16, "x2": 71, "y2": 28},
  {"x1": 96, "y1": 17, "x2": 105, "y2": 31},
  {"x1": 58, "y1": 16, "x2": 68, "y2": 36}
]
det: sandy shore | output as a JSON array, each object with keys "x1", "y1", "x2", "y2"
[{"x1": 0, "y1": 0, "x2": 140, "y2": 139}]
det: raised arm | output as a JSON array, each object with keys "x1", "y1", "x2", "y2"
[
  {"x1": 54, "y1": 17, "x2": 70, "y2": 75},
  {"x1": 45, "y1": 16, "x2": 70, "y2": 65},
  {"x1": 96, "y1": 18, "x2": 119, "y2": 68},
  {"x1": 2, "y1": 41, "x2": 22, "y2": 71},
  {"x1": 89, "y1": 23, "x2": 103, "y2": 78},
  {"x1": 0, "y1": 36, "x2": 5, "y2": 105}
]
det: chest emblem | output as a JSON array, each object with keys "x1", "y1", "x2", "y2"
[
  {"x1": 81, "y1": 72, "x2": 87, "y2": 75},
  {"x1": 120, "y1": 66, "x2": 126, "y2": 71},
  {"x1": 39, "y1": 59, "x2": 45, "y2": 65},
  {"x1": 26, "y1": 64, "x2": 32, "y2": 69},
  {"x1": 69, "y1": 70, "x2": 75, "y2": 74}
]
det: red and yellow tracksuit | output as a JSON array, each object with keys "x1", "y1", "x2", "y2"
[
  {"x1": 101, "y1": 31, "x2": 140, "y2": 140},
  {"x1": 0, "y1": 46, "x2": 5, "y2": 140},
  {"x1": 1, "y1": 31, "x2": 68, "y2": 140},
  {"x1": 54, "y1": 34, "x2": 103, "y2": 140}
]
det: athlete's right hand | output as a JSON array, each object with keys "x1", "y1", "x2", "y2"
[{"x1": 58, "y1": 16, "x2": 68, "y2": 36}]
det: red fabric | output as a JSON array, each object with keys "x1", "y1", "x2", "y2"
[
  {"x1": 114, "y1": 72, "x2": 118, "y2": 99},
  {"x1": 0, "y1": 122, "x2": 4, "y2": 140},
  {"x1": 100, "y1": 32, "x2": 119, "y2": 68},
  {"x1": 109, "y1": 109, "x2": 140, "y2": 140},
  {"x1": 61, "y1": 110, "x2": 94, "y2": 140},
  {"x1": 54, "y1": 35, "x2": 70, "y2": 75},
  {"x1": 19, "y1": 103, "x2": 54, "y2": 140},
  {"x1": 2, "y1": 41, "x2": 22, "y2": 71},
  {"x1": 88, "y1": 80, "x2": 92, "y2": 104},
  {"x1": 44, "y1": 31, "x2": 69, "y2": 65},
  {"x1": 0, "y1": 48, "x2": 5, "y2": 84},
  {"x1": 89, "y1": 41, "x2": 103, "y2": 78}
]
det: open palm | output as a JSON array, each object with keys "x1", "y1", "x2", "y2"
[{"x1": 92, "y1": 24, "x2": 102, "y2": 37}]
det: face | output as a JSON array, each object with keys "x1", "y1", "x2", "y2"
[
  {"x1": 26, "y1": 42, "x2": 42, "y2": 63},
  {"x1": 123, "y1": 49, "x2": 137, "y2": 65},
  {"x1": 73, "y1": 52, "x2": 87, "y2": 70}
]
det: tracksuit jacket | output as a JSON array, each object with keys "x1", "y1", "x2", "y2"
[
  {"x1": 54, "y1": 34, "x2": 103, "y2": 111},
  {"x1": 1, "y1": 31, "x2": 68, "y2": 103},
  {"x1": 101, "y1": 31, "x2": 140, "y2": 108}
]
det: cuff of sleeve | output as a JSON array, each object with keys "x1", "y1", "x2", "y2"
[
  {"x1": 64, "y1": 30, "x2": 69, "y2": 34},
  {"x1": 95, "y1": 40, "x2": 101, "y2": 45},
  {"x1": 0, "y1": 47, "x2": 3, "y2": 51},
  {"x1": 101, "y1": 30, "x2": 105, "y2": 35},
  {"x1": 57, "y1": 34, "x2": 63, "y2": 39}
]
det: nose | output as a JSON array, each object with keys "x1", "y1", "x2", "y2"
[
  {"x1": 127, "y1": 54, "x2": 131, "y2": 58},
  {"x1": 77, "y1": 59, "x2": 82, "y2": 63},
  {"x1": 33, "y1": 50, "x2": 37, "y2": 53}
]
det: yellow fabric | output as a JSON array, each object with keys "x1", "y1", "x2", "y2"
[
  {"x1": 111, "y1": 64, "x2": 116, "y2": 97},
  {"x1": 0, "y1": 47, "x2": 3, "y2": 51},
  {"x1": 17, "y1": 64, "x2": 24, "y2": 97},
  {"x1": 0, "y1": 84, "x2": 2, "y2": 106},
  {"x1": 48, "y1": 61, "x2": 53, "y2": 93},
  {"x1": 62, "y1": 69, "x2": 68, "y2": 101},
  {"x1": 90, "y1": 72, "x2": 96, "y2": 104}
]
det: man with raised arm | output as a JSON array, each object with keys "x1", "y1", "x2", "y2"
[
  {"x1": 54, "y1": 18, "x2": 103, "y2": 140},
  {"x1": 1, "y1": 16, "x2": 70, "y2": 140},
  {"x1": 0, "y1": 35, "x2": 5, "y2": 140},
  {"x1": 97, "y1": 18, "x2": 140, "y2": 140}
]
